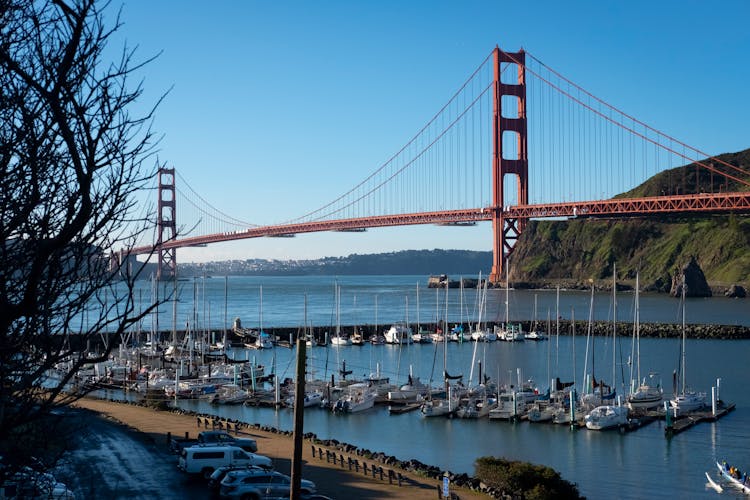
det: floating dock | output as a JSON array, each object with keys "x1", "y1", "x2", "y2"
[
  {"x1": 388, "y1": 402, "x2": 422, "y2": 415},
  {"x1": 664, "y1": 402, "x2": 735, "y2": 436}
]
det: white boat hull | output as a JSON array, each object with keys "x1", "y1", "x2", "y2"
[
  {"x1": 585, "y1": 405, "x2": 628, "y2": 430},
  {"x1": 716, "y1": 461, "x2": 750, "y2": 494},
  {"x1": 669, "y1": 392, "x2": 706, "y2": 416}
]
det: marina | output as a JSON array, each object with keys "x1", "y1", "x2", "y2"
[{"x1": 74, "y1": 274, "x2": 750, "y2": 500}]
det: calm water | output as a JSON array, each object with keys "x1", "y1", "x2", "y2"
[
  {"x1": 138, "y1": 274, "x2": 750, "y2": 332},
  {"x1": 126, "y1": 276, "x2": 749, "y2": 499}
]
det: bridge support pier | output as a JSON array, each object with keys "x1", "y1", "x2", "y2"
[{"x1": 489, "y1": 46, "x2": 528, "y2": 283}]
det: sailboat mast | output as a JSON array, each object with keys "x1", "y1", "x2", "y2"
[
  {"x1": 444, "y1": 284, "x2": 449, "y2": 396},
  {"x1": 223, "y1": 276, "x2": 228, "y2": 353},
  {"x1": 555, "y1": 285, "x2": 560, "y2": 374},
  {"x1": 681, "y1": 276, "x2": 687, "y2": 395},
  {"x1": 335, "y1": 283, "x2": 340, "y2": 339},
  {"x1": 612, "y1": 263, "x2": 617, "y2": 394},
  {"x1": 636, "y1": 273, "x2": 641, "y2": 384},
  {"x1": 571, "y1": 307, "x2": 576, "y2": 393},
  {"x1": 505, "y1": 259, "x2": 510, "y2": 326},
  {"x1": 583, "y1": 283, "x2": 594, "y2": 394},
  {"x1": 416, "y1": 283, "x2": 420, "y2": 334}
]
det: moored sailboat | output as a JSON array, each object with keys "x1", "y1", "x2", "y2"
[{"x1": 669, "y1": 277, "x2": 706, "y2": 416}]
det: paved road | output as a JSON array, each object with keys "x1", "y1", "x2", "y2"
[{"x1": 57, "y1": 408, "x2": 207, "y2": 499}]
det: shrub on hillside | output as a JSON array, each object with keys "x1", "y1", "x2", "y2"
[{"x1": 474, "y1": 456, "x2": 583, "y2": 499}]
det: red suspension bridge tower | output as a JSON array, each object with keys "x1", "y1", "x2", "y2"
[
  {"x1": 490, "y1": 47, "x2": 528, "y2": 283},
  {"x1": 157, "y1": 167, "x2": 177, "y2": 280}
]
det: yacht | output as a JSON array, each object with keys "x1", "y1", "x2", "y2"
[
  {"x1": 384, "y1": 323, "x2": 413, "y2": 344},
  {"x1": 332, "y1": 383, "x2": 377, "y2": 413}
]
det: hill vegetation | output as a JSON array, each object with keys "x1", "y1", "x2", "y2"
[{"x1": 509, "y1": 148, "x2": 750, "y2": 291}]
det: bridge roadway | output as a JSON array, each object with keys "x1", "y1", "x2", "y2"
[{"x1": 130, "y1": 191, "x2": 750, "y2": 254}]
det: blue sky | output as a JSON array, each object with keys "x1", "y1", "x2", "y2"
[{"x1": 115, "y1": 1, "x2": 750, "y2": 262}]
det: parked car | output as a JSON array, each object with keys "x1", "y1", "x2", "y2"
[
  {"x1": 0, "y1": 467, "x2": 75, "y2": 499},
  {"x1": 219, "y1": 469, "x2": 316, "y2": 499},
  {"x1": 178, "y1": 445, "x2": 272, "y2": 479},
  {"x1": 170, "y1": 430, "x2": 258, "y2": 454},
  {"x1": 208, "y1": 465, "x2": 270, "y2": 493}
]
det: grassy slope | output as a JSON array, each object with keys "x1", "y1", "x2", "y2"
[{"x1": 511, "y1": 149, "x2": 750, "y2": 289}]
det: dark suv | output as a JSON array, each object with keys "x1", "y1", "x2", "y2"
[{"x1": 219, "y1": 469, "x2": 316, "y2": 499}]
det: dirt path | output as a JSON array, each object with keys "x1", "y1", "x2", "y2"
[{"x1": 71, "y1": 398, "x2": 487, "y2": 499}]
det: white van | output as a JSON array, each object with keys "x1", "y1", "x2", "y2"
[{"x1": 177, "y1": 445, "x2": 272, "y2": 478}]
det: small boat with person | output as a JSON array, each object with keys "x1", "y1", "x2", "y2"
[{"x1": 717, "y1": 461, "x2": 750, "y2": 495}]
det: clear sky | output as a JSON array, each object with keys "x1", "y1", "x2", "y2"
[{"x1": 114, "y1": 1, "x2": 750, "y2": 263}]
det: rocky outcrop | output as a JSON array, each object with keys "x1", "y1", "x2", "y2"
[
  {"x1": 725, "y1": 284, "x2": 747, "y2": 298},
  {"x1": 670, "y1": 256, "x2": 712, "y2": 297}
]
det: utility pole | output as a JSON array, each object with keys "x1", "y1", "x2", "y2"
[{"x1": 290, "y1": 335, "x2": 306, "y2": 499}]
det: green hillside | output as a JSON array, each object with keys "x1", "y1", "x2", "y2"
[{"x1": 510, "y1": 148, "x2": 750, "y2": 290}]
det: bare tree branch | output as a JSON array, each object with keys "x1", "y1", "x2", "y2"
[{"x1": 0, "y1": 0, "x2": 165, "y2": 477}]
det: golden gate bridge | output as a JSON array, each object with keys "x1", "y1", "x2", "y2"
[{"x1": 126, "y1": 46, "x2": 750, "y2": 281}]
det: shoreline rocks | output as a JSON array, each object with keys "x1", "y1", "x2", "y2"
[{"x1": 670, "y1": 256, "x2": 712, "y2": 297}]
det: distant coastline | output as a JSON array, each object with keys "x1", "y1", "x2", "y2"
[
  {"x1": 135, "y1": 248, "x2": 746, "y2": 297},
  {"x1": 155, "y1": 249, "x2": 493, "y2": 278}
]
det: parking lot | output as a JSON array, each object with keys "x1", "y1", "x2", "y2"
[{"x1": 57, "y1": 408, "x2": 207, "y2": 499}]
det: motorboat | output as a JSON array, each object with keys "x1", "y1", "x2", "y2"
[
  {"x1": 527, "y1": 401, "x2": 556, "y2": 422},
  {"x1": 332, "y1": 383, "x2": 377, "y2": 413},
  {"x1": 488, "y1": 390, "x2": 527, "y2": 420},
  {"x1": 384, "y1": 323, "x2": 413, "y2": 344},
  {"x1": 524, "y1": 330, "x2": 546, "y2": 341}
]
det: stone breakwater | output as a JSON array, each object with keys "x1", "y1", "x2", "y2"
[
  {"x1": 534, "y1": 320, "x2": 750, "y2": 340},
  {"x1": 227, "y1": 321, "x2": 750, "y2": 342}
]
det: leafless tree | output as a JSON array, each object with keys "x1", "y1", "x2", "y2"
[{"x1": 0, "y1": 0, "x2": 162, "y2": 475}]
